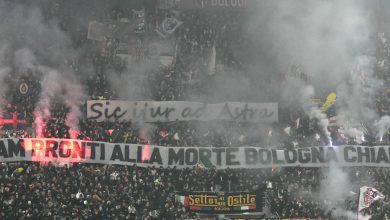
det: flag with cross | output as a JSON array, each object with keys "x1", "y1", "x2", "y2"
[{"x1": 0, "y1": 112, "x2": 27, "y2": 131}]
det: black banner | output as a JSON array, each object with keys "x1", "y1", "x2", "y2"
[{"x1": 176, "y1": 192, "x2": 262, "y2": 213}]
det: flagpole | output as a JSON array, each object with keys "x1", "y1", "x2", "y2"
[{"x1": 357, "y1": 187, "x2": 360, "y2": 220}]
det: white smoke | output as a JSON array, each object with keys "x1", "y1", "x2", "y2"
[
  {"x1": 281, "y1": 77, "x2": 331, "y2": 143},
  {"x1": 0, "y1": 2, "x2": 87, "y2": 137},
  {"x1": 33, "y1": 69, "x2": 85, "y2": 137},
  {"x1": 374, "y1": 115, "x2": 390, "y2": 140},
  {"x1": 336, "y1": 56, "x2": 381, "y2": 138},
  {"x1": 241, "y1": 0, "x2": 377, "y2": 145},
  {"x1": 13, "y1": 48, "x2": 38, "y2": 75},
  {"x1": 245, "y1": 0, "x2": 371, "y2": 89},
  {"x1": 320, "y1": 164, "x2": 351, "y2": 203},
  {"x1": 319, "y1": 163, "x2": 355, "y2": 217},
  {"x1": 244, "y1": 1, "x2": 383, "y2": 216},
  {"x1": 333, "y1": 210, "x2": 371, "y2": 220},
  {"x1": 310, "y1": 108, "x2": 331, "y2": 143},
  {"x1": 0, "y1": 66, "x2": 11, "y2": 108},
  {"x1": 106, "y1": 64, "x2": 156, "y2": 101}
]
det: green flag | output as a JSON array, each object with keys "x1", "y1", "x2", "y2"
[{"x1": 199, "y1": 158, "x2": 213, "y2": 169}]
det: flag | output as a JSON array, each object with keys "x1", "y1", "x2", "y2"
[
  {"x1": 87, "y1": 21, "x2": 108, "y2": 41},
  {"x1": 358, "y1": 186, "x2": 384, "y2": 212},
  {"x1": 159, "y1": 130, "x2": 168, "y2": 138},
  {"x1": 133, "y1": 9, "x2": 146, "y2": 34},
  {"x1": 320, "y1": 92, "x2": 337, "y2": 112},
  {"x1": 328, "y1": 116, "x2": 337, "y2": 127},
  {"x1": 196, "y1": 158, "x2": 213, "y2": 174},
  {"x1": 283, "y1": 126, "x2": 296, "y2": 137},
  {"x1": 265, "y1": 128, "x2": 272, "y2": 145},
  {"x1": 265, "y1": 128, "x2": 272, "y2": 137},
  {"x1": 173, "y1": 132, "x2": 180, "y2": 140},
  {"x1": 173, "y1": 43, "x2": 178, "y2": 65},
  {"x1": 154, "y1": 177, "x2": 161, "y2": 185},
  {"x1": 175, "y1": 195, "x2": 189, "y2": 206},
  {"x1": 157, "y1": 0, "x2": 178, "y2": 9},
  {"x1": 0, "y1": 112, "x2": 27, "y2": 131},
  {"x1": 19, "y1": 81, "x2": 29, "y2": 95},
  {"x1": 208, "y1": 43, "x2": 216, "y2": 76},
  {"x1": 100, "y1": 37, "x2": 109, "y2": 57},
  {"x1": 106, "y1": 129, "x2": 114, "y2": 136},
  {"x1": 156, "y1": 17, "x2": 183, "y2": 38},
  {"x1": 198, "y1": 158, "x2": 213, "y2": 169},
  {"x1": 160, "y1": 55, "x2": 174, "y2": 67},
  {"x1": 232, "y1": 205, "x2": 256, "y2": 211}
]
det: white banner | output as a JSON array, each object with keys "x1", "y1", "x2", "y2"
[
  {"x1": 177, "y1": 0, "x2": 255, "y2": 10},
  {"x1": 86, "y1": 100, "x2": 278, "y2": 123},
  {"x1": 87, "y1": 21, "x2": 135, "y2": 42},
  {"x1": 2, "y1": 138, "x2": 390, "y2": 169}
]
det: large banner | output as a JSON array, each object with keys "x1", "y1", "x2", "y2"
[
  {"x1": 87, "y1": 21, "x2": 135, "y2": 42},
  {"x1": 86, "y1": 100, "x2": 278, "y2": 123},
  {"x1": 176, "y1": 192, "x2": 261, "y2": 213},
  {"x1": 177, "y1": 0, "x2": 256, "y2": 10},
  {"x1": 2, "y1": 138, "x2": 390, "y2": 169}
]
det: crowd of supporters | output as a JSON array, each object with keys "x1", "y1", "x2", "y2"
[
  {"x1": 1, "y1": 162, "x2": 390, "y2": 219},
  {"x1": 1, "y1": 0, "x2": 390, "y2": 219}
]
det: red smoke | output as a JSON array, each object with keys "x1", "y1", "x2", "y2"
[
  {"x1": 69, "y1": 129, "x2": 80, "y2": 139},
  {"x1": 21, "y1": 138, "x2": 89, "y2": 166},
  {"x1": 142, "y1": 144, "x2": 150, "y2": 162}
]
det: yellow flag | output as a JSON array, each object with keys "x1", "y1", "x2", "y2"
[{"x1": 320, "y1": 92, "x2": 337, "y2": 112}]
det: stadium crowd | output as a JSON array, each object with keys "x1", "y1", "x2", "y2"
[
  {"x1": 1, "y1": 0, "x2": 390, "y2": 219},
  {"x1": 1, "y1": 163, "x2": 390, "y2": 219}
]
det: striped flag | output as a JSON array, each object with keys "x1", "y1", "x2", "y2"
[
  {"x1": 358, "y1": 186, "x2": 384, "y2": 212},
  {"x1": 283, "y1": 126, "x2": 296, "y2": 137},
  {"x1": 232, "y1": 205, "x2": 256, "y2": 211},
  {"x1": 189, "y1": 206, "x2": 212, "y2": 211},
  {"x1": 175, "y1": 195, "x2": 189, "y2": 206}
]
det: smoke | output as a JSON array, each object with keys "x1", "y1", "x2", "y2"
[
  {"x1": 320, "y1": 164, "x2": 351, "y2": 204},
  {"x1": 13, "y1": 48, "x2": 38, "y2": 75},
  {"x1": 0, "y1": 3, "x2": 74, "y2": 67},
  {"x1": 318, "y1": 163, "x2": 356, "y2": 217},
  {"x1": 239, "y1": 0, "x2": 384, "y2": 142},
  {"x1": 310, "y1": 108, "x2": 331, "y2": 143},
  {"x1": 0, "y1": 2, "x2": 87, "y2": 137},
  {"x1": 204, "y1": 69, "x2": 253, "y2": 102},
  {"x1": 244, "y1": 0, "x2": 372, "y2": 88},
  {"x1": 33, "y1": 69, "x2": 85, "y2": 137},
  {"x1": 333, "y1": 210, "x2": 371, "y2": 220},
  {"x1": 374, "y1": 115, "x2": 390, "y2": 140},
  {"x1": 106, "y1": 62, "x2": 157, "y2": 101},
  {"x1": 336, "y1": 55, "x2": 382, "y2": 138},
  {"x1": 104, "y1": 38, "x2": 175, "y2": 101},
  {"x1": 0, "y1": 66, "x2": 11, "y2": 108},
  {"x1": 33, "y1": 70, "x2": 58, "y2": 138},
  {"x1": 187, "y1": 0, "x2": 379, "y2": 145},
  {"x1": 281, "y1": 76, "x2": 332, "y2": 143}
]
